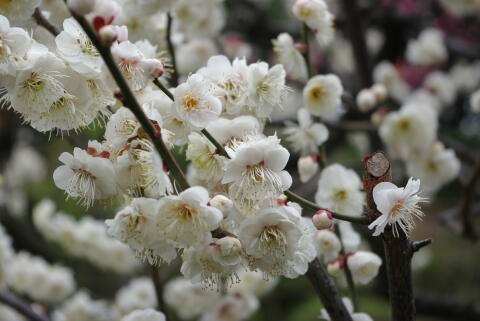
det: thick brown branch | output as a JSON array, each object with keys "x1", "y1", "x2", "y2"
[
  {"x1": 363, "y1": 151, "x2": 415, "y2": 321},
  {"x1": 166, "y1": 12, "x2": 178, "y2": 87},
  {"x1": 305, "y1": 258, "x2": 353, "y2": 321},
  {"x1": 0, "y1": 291, "x2": 51, "y2": 321},
  {"x1": 33, "y1": 8, "x2": 60, "y2": 37},
  {"x1": 459, "y1": 161, "x2": 480, "y2": 241}
]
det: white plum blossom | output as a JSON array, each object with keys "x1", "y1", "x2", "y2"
[
  {"x1": 406, "y1": 28, "x2": 447, "y2": 66},
  {"x1": 106, "y1": 197, "x2": 177, "y2": 265},
  {"x1": 115, "y1": 278, "x2": 156, "y2": 315},
  {"x1": 111, "y1": 41, "x2": 151, "y2": 91},
  {"x1": 156, "y1": 186, "x2": 223, "y2": 248},
  {"x1": 186, "y1": 132, "x2": 225, "y2": 184},
  {"x1": 52, "y1": 291, "x2": 118, "y2": 321},
  {"x1": 298, "y1": 154, "x2": 319, "y2": 183},
  {"x1": 347, "y1": 251, "x2": 382, "y2": 285},
  {"x1": 53, "y1": 144, "x2": 116, "y2": 207},
  {"x1": 292, "y1": 0, "x2": 335, "y2": 46},
  {"x1": 222, "y1": 135, "x2": 292, "y2": 212},
  {"x1": 180, "y1": 236, "x2": 243, "y2": 288},
  {"x1": 406, "y1": 143, "x2": 460, "y2": 194},
  {"x1": 303, "y1": 74, "x2": 343, "y2": 119},
  {"x1": 379, "y1": 102, "x2": 438, "y2": 160},
  {"x1": 0, "y1": 14, "x2": 32, "y2": 76},
  {"x1": 423, "y1": 71, "x2": 456, "y2": 108},
  {"x1": 0, "y1": 0, "x2": 41, "y2": 21},
  {"x1": 284, "y1": 108, "x2": 329, "y2": 155},
  {"x1": 273, "y1": 33, "x2": 308, "y2": 81},
  {"x1": 315, "y1": 164, "x2": 364, "y2": 216},
  {"x1": 239, "y1": 205, "x2": 316, "y2": 278},
  {"x1": 320, "y1": 297, "x2": 374, "y2": 321},
  {"x1": 315, "y1": 229, "x2": 341, "y2": 262},
  {"x1": 373, "y1": 61, "x2": 410, "y2": 102},
  {"x1": 369, "y1": 177, "x2": 427, "y2": 237},
  {"x1": 56, "y1": 18, "x2": 103, "y2": 78},
  {"x1": 246, "y1": 62, "x2": 288, "y2": 118},
  {"x1": 176, "y1": 39, "x2": 218, "y2": 75},
  {"x1": 173, "y1": 74, "x2": 222, "y2": 130},
  {"x1": 121, "y1": 309, "x2": 165, "y2": 321},
  {"x1": 199, "y1": 288, "x2": 259, "y2": 321},
  {"x1": 163, "y1": 278, "x2": 217, "y2": 320},
  {"x1": 197, "y1": 55, "x2": 249, "y2": 115},
  {"x1": 470, "y1": 88, "x2": 480, "y2": 113}
]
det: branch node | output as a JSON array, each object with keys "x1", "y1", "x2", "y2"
[{"x1": 412, "y1": 238, "x2": 432, "y2": 253}]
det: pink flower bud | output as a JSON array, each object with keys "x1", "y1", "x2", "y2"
[
  {"x1": 294, "y1": 42, "x2": 308, "y2": 53},
  {"x1": 98, "y1": 25, "x2": 117, "y2": 46},
  {"x1": 140, "y1": 58, "x2": 165, "y2": 79},
  {"x1": 91, "y1": 0, "x2": 120, "y2": 31},
  {"x1": 67, "y1": 0, "x2": 96, "y2": 15},
  {"x1": 327, "y1": 259, "x2": 343, "y2": 277},
  {"x1": 371, "y1": 83, "x2": 387, "y2": 102},
  {"x1": 312, "y1": 209, "x2": 333, "y2": 230},
  {"x1": 298, "y1": 154, "x2": 319, "y2": 183},
  {"x1": 356, "y1": 89, "x2": 377, "y2": 112}
]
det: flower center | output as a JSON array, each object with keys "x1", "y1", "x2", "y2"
[
  {"x1": 183, "y1": 95, "x2": 199, "y2": 112},
  {"x1": 390, "y1": 200, "x2": 405, "y2": 216},
  {"x1": 309, "y1": 86, "x2": 326, "y2": 101},
  {"x1": 397, "y1": 118, "x2": 411, "y2": 131},
  {"x1": 78, "y1": 35, "x2": 99, "y2": 56},
  {"x1": 23, "y1": 73, "x2": 45, "y2": 92},
  {"x1": 333, "y1": 189, "x2": 348, "y2": 202},
  {"x1": 259, "y1": 225, "x2": 287, "y2": 257},
  {"x1": 176, "y1": 204, "x2": 196, "y2": 221}
]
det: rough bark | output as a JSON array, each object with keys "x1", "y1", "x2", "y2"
[{"x1": 363, "y1": 151, "x2": 415, "y2": 321}]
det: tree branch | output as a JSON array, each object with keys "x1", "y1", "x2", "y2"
[
  {"x1": 166, "y1": 12, "x2": 178, "y2": 87},
  {"x1": 301, "y1": 23, "x2": 314, "y2": 78},
  {"x1": 306, "y1": 258, "x2": 353, "y2": 321},
  {"x1": 33, "y1": 8, "x2": 60, "y2": 37},
  {"x1": 339, "y1": 0, "x2": 372, "y2": 88},
  {"x1": 0, "y1": 291, "x2": 51, "y2": 321},
  {"x1": 149, "y1": 265, "x2": 170, "y2": 320},
  {"x1": 363, "y1": 151, "x2": 415, "y2": 321},
  {"x1": 411, "y1": 239, "x2": 432, "y2": 253}
]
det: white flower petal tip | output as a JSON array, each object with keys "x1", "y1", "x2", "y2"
[{"x1": 369, "y1": 177, "x2": 427, "y2": 237}]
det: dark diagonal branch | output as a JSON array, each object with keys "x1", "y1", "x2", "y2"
[
  {"x1": 306, "y1": 258, "x2": 353, "y2": 321},
  {"x1": 33, "y1": 8, "x2": 60, "y2": 37},
  {"x1": 0, "y1": 291, "x2": 51, "y2": 321}
]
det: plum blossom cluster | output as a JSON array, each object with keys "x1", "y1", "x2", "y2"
[
  {"x1": 164, "y1": 270, "x2": 276, "y2": 321},
  {"x1": 33, "y1": 200, "x2": 139, "y2": 274},
  {"x1": 0, "y1": 225, "x2": 76, "y2": 304}
]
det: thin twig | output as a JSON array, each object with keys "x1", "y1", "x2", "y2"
[
  {"x1": 0, "y1": 291, "x2": 51, "y2": 321},
  {"x1": 301, "y1": 23, "x2": 314, "y2": 78},
  {"x1": 285, "y1": 190, "x2": 369, "y2": 224},
  {"x1": 166, "y1": 12, "x2": 178, "y2": 87},
  {"x1": 149, "y1": 265, "x2": 170, "y2": 320},
  {"x1": 153, "y1": 78, "x2": 174, "y2": 101},
  {"x1": 33, "y1": 8, "x2": 60, "y2": 36},
  {"x1": 335, "y1": 225, "x2": 358, "y2": 311},
  {"x1": 306, "y1": 258, "x2": 354, "y2": 321},
  {"x1": 411, "y1": 239, "x2": 432, "y2": 253}
]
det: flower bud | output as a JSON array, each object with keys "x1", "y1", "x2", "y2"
[
  {"x1": 312, "y1": 209, "x2": 333, "y2": 230},
  {"x1": 356, "y1": 89, "x2": 376, "y2": 112},
  {"x1": 371, "y1": 83, "x2": 387, "y2": 102},
  {"x1": 140, "y1": 58, "x2": 165, "y2": 79},
  {"x1": 298, "y1": 154, "x2": 318, "y2": 183},
  {"x1": 67, "y1": 0, "x2": 96, "y2": 15},
  {"x1": 327, "y1": 259, "x2": 343, "y2": 277},
  {"x1": 209, "y1": 195, "x2": 233, "y2": 214},
  {"x1": 98, "y1": 25, "x2": 117, "y2": 46},
  {"x1": 91, "y1": 0, "x2": 120, "y2": 31},
  {"x1": 371, "y1": 107, "x2": 388, "y2": 126},
  {"x1": 217, "y1": 236, "x2": 242, "y2": 258}
]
